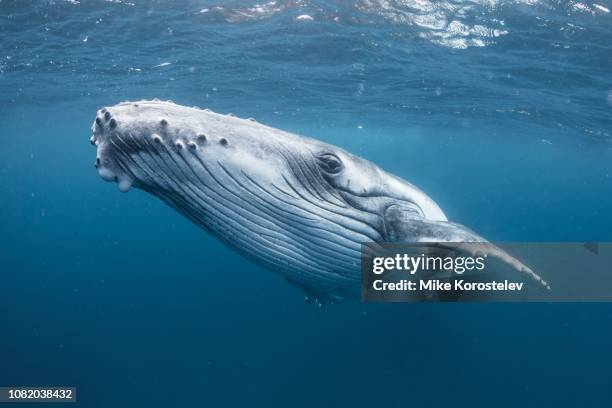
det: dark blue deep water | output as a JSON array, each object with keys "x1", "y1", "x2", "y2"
[{"x1": 1, "y1": 1, "x2": 612, "y2": 406}]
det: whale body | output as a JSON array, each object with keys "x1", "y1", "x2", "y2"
[{"x1": 90, "y1": 100, "x2": 548, "y2": 300}]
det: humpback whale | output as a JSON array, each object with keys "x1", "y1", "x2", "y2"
[{"x1": 90, "y1": 100, "x2": 549, "y2": 300}]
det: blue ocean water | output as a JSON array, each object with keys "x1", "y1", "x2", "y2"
[{"x1": 1, "y1": 0, "x2": 612, "y2": 406}]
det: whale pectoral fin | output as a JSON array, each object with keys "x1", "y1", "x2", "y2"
[
  {"x1": 383, "y1": 206, "x2": 550, "y2": 291},
  {"x1": 384, "y1": 204, "x2": 483, "y2": 243}
]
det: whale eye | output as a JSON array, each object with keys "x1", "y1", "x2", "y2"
[{"x1": 316, "y1": 153, "x2": 343, "y2": 174}]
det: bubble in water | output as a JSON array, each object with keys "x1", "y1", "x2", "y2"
[{"x1": 296, "y1": 14, "x2": 314, "y2": 21}]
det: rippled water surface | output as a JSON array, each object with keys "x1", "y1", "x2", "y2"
[
  {"x1": 1, "y1": 1, "x2": 612, "y2": 407},
  {"x1": 2, "y1": 0, "x2": 612, "y2": 138}
]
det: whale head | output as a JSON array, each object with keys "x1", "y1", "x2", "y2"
[
  {"x1": 90, "y1": 100, "x2": 548, "y2": 297},
  {"x1": 91, "y1": 99, "x2": 447, "y2": 228}
]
